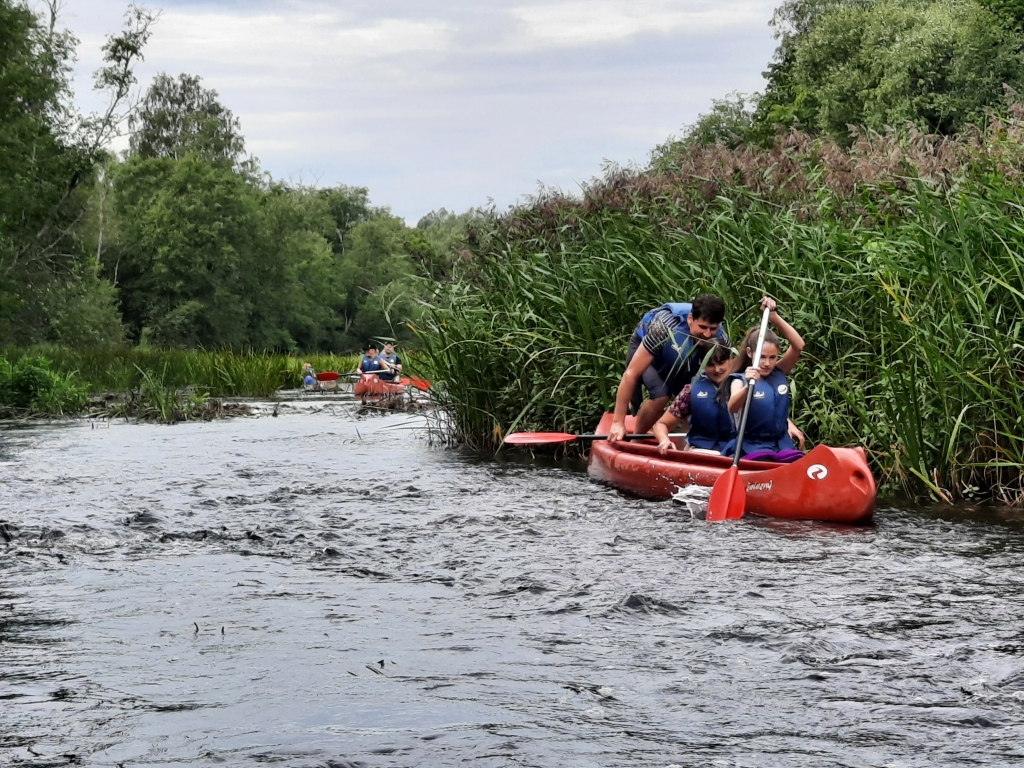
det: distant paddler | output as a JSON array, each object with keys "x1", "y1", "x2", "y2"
[
  {"x1": 608, "y1": 294, "x2": 728, "y2": 442},
  {"x1": 357, "y1": 343, "x2": 382, "y2": 374},
  {"x1": 377, "y1": 342, "x2": 403, "y2": 382},
  {"x1": 302, "y1": 362, "x2": 317, "y2": 390}
]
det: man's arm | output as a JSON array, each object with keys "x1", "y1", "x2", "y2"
[{"x1": 610, "y1": 346, "x2": 653, "y2": 442}]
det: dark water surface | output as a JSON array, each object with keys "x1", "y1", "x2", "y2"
[{"x1": 2, "y1": 406, "x2": 1023, "y2": 767}]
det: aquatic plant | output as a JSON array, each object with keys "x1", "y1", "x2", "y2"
[
  {"x1": 0, "y1": 347, "x2": 361, "y2": 398},
  {"x1": 0, "y1": 356, "x2": 89, "y2": 416},
  {"x1": 418, "y1": 110, "x2": 1024, "y2": 503}
]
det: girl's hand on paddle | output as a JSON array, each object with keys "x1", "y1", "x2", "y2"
[
  {"x1": 788, "y1": 420, "x2": 806, "y2": 450},
  {"x1": 760, "y1": 296, "x2": 776, "y2": 312},
  {"x1": 744, "y1": 366, "x2": 760, "y2": 383},
  {"x1": 608, "y1": 421, "x2": 626, "y2": 442}
]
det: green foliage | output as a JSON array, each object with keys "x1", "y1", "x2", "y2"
[
  {"x1": 651, "y1": 93, "x2": 758, "y2": 165},
  {"x1": 0, "y1": 356, "x2": 88, "y2": 415},
  {"x1": 980, "y1": 0, "x2": 1024, "y2": 31},
  {"x1": 111, "y1": 153, "x2": 263, "y2": 347},
  {"x1": 417, "y1": 115, "x2": 1024, "y2": 503},
  {"x1": 129, "y1": 73, "x2": 247, "y2": 166},
  {"x1": 0, "y1": 1, "x2": 152, "y2": 348},
  {"x1": 754, "y1": 0, "x2": 1024, "y2": 140},
  {"x1": 3, "y1": 346, "x2": 359, "y2": 397}
]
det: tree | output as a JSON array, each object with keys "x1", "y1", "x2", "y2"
[
  {"x1": 111, "y1": 155, "x2": 259, "y2": 346},
  {"x1": 980, "y1": 0, "x2": 1024, "y2": 31},
  {"x1": 753, "y1": 0, "x2": 1024, "y2": 140},
  {"x1": 129, "y1": 73, "x2": 246, "y2": 166},
  {"x1": 650, "y1": 93, "x2": 758, "y2": 168},
  {"x1": 0, "y1": 1, "x2": 153, "y2": 346}
]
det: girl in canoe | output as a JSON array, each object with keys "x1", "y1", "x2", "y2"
[
  {"x1": 723, "y1": 297, "x2": 805, "y2": 460},
  {"x1": 653, "y1": 341, "x2": 735, "y2": 454},
  {"x1": 653, "y1": 338, "x2": 806, "y2": 455}
]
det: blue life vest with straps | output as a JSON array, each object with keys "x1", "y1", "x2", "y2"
[
  {"x1": 361, "y1": 354, "x2": 382, "y2": 373},
  {"x1": 377, "y1": 352, "x2": 400, "y2": 381},
  {"x1": 686, "y1": 373, "x2": 735, "y2": 452},
  {"x1": 636, "y1": 303, "x2": 728, "y2": 387},
  {"x1": 723, "y1": 368, "x2": 794, "y2": 457}
]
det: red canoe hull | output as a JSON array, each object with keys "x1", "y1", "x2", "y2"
[
  {"x1": 587, "y1": 414, "x2": 876, "y2": 524},
  {"x1": 353, "y1": 374, "x2": 408, "y2": 399}
]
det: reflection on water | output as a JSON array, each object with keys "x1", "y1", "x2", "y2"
[{"x1": 1, "y1": 405, "x2": 1023, "y2": 767}]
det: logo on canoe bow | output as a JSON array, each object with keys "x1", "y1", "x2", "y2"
[
  {"x1": 806, "y1": 464, "x2": 828, "y2": 480},
  {"x1": 746, "y1": 480, "x2": 772, "y2": 492}
]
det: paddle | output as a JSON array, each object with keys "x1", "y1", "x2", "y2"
[
  {"x1": 342, "y1": 370, "x2": 430, "y2": 390},
  {"x1": 706, "y1": 304, "x2": 772, "y2": 522},
  {"x1": 503, "y1": 431, "x2": 686, "y2": 446},
  {"x1": 405, "y1": 375, "x2": 431, "y2": 391}
]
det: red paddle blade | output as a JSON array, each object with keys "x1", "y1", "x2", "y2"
[
  {"x1": 407, "y1": 375, "x2": 431, "y2": 391},
  {"x1": 502, "y1": 432, "x2": 577, "y2": 445},
  {"x1": 707, "y1": 465, "x2": 746, "y2": 522}
]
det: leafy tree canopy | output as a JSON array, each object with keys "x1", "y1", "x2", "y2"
[
  {"x1": 752, "y1": 0, "x2": 1024, "y2": 141},
  {"x1": 129, "y1": 73, "x2": 247, "y2": 166}
]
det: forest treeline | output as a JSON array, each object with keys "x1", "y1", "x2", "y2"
[
  {"x1": 1, "y1": 0, "x2": 481, "y2": 353},
  {"x1": 419, "y1": 0, "x2": 1024, "y2": 503}
]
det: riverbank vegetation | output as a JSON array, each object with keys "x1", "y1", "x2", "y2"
[
  {"x1": 419, "y1": 0, "x2": 1024, "y2": 504},
  {"x1": 0, "y1": 0, "x2": 472, "y2": 420},
  {"x1": 1, "y1": 347, "x2": 360, "y2": 399},
  {"x1": 1, "y1": 0, "x2": 481, "y2": 355}
]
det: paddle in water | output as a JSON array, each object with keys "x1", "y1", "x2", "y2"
[
  {"x1": 503, "y1": 432, "x2": 685, "y2": 446},
  {"x1": 706, "y1": 304, "x2": 772, "y2": 522}
]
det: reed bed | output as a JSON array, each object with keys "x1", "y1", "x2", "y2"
[
  {"x1": 418, "y1": 113, "x2": 1024, "y2": 503},
  {"x1": 0, "y1": 347, "x2": 361, "y2": 398}
]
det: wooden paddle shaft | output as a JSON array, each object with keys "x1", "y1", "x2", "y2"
[{"x1": 731, "y1": 306, "x2": 772, "y2": 468}]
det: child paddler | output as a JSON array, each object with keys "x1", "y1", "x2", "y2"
[
  {"x1": 723, "y1": 297, "x2": 805, "y2": 461},
  {"x1": 653, "y1": 341, "x2": 735, "y2": 454}
]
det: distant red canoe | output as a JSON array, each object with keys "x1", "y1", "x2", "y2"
[
  {"x1": 316, "y1": 371, "x2": 340, "y2": 381},
  {"x1": 353, "y1": 373, "x2": 409, "y2": 400},
  {"x1": 587, "y1": 414, "x2": 876, "y2": 524}
]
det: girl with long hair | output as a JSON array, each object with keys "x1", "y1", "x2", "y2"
[{"x1": 721, "y1": 297, "x2": 805, "y2": 460}]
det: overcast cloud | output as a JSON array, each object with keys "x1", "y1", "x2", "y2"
[{"x1": 61, "y1": 0, "x2": 779, "y2": 222}]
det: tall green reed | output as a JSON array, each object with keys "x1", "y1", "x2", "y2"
[
  {"x1": 419, "y1": 119, "x2": 1024, "y2": 502},
  {"x1": 0, "y1": 347, "x2": 361, "y2": 398}
]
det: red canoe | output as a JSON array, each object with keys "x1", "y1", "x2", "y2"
[
  {"x1": 587, "y1": 414, "x2": 876, "y2": 524},
  {"x1": 353, "y1": 373, "x2": 409, "y2": 400}
]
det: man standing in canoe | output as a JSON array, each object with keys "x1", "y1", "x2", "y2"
[{"x1": 608, "y1": 294, "x2": 727, "y2": 442}]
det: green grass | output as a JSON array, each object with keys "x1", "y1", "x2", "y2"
[
  {"x1": 417, "y1": 118, "x2": 1024, "y2": 503},
  {"x1": 0, "y1": 347, "x2": 361, "y2": 398}
]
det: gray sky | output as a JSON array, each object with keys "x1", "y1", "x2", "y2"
[{"x1": 63, "y1": 0, "x2": 779, "y2": 222}]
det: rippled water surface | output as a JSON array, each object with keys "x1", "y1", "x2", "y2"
[{"x1": 2, "y1": 404, "x2": 1024, "y2": 767}]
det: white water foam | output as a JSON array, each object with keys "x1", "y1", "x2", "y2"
[{"x1": 671, "y1": 483, "x2": 711, "y2": 518}]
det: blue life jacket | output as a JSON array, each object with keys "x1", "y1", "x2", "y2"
[
  {"x1": 723, "y1": 368, "x2": 794, "y2": 457},
  {"x1": 377, "y1": 352, "x2": 400, "y2": 381},
  {"x1": 686, "y1": 373, "x2": 735, "y2": 452},
  {"x1": 636, "y1": 303, "x2": 728, "y2": 388},
  {"x1": 361, "y1": 354, "x2": 382, "y2": 373}
]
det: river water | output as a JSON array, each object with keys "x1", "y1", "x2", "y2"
[{"x1": 2, "y1": 403, "x2": 1023, "y2": 767}]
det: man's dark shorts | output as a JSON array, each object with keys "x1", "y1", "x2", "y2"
[{"x1": 626, "y1": 332, "x2": 685, "y2": 412}]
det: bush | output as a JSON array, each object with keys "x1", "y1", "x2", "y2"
[{"x1": 0, "y1": 356, "x2": 89, "y2": 416}]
